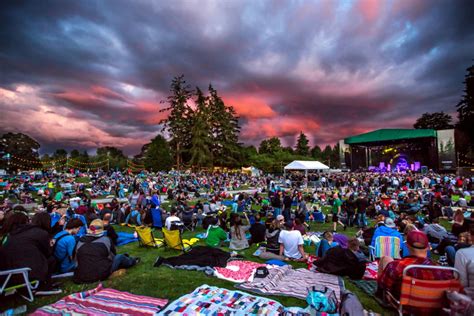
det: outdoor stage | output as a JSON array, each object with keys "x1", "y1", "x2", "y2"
[{"x1": 339, "y1": 129, "x2": 457, "y2": 172}]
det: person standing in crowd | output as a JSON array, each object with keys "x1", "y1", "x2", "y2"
[{"x1": 332, "y1": 193, "x2": 346, "y2": 232}]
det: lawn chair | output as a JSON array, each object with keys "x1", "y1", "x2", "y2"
[
  {"x1": 385, "y1": 265, "x2": 461, "y2": 315},
  {"x1": 369, "y1": 236, "x2": 401, "y2": 261},
  {"x1": 0, "y1": 268, "x2": 40, "y2": 302},
  {"x1": 162, "y1": 228, "x2": 198, "y2": 252},
  {"x1": 135, "y1": 226, "x2": 164, "y2": 248}
]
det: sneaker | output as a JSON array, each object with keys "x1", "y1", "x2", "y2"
[{"x1": 134, "y1": 257, "x2": 141, "y2": 265}]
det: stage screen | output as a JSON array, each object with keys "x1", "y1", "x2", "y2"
[{"x1": 437, "y1": 129, "x2": 456, "y2": 170}]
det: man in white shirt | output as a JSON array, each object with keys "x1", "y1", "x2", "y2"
[
  {"x1": 164, "y1": 208, "x2": 182, "y2": 230},
  {"x1": 454, "y1": 225, "x2": 474, "y2": 287},
  {"x1": 278, "y1": 221, "x2": 306, "y2": 261}
]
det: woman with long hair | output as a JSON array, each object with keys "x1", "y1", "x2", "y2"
[
  {"x1": 0, "y1": 208, "x2": 59, "y2": 293},
  {"x1": 229, "y1": 212, "x2": 250, "y2": 250}
]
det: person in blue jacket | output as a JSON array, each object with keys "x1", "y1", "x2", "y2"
[
  {"x1": 370, "y1": 217, "x2": 403, "y2": 248},
  {"x1": 53, "y1": 218, "x2": 83, "y2": 273}
]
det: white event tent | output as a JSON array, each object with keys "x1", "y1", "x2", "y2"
[{"x1": 283, "y1": 160, "x2": 330, "y2": 177}]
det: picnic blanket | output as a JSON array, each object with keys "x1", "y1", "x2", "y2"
[
  {"x1": 214, "y1": 260, "x2": 266, "y2": 283},
  {"x1": 116, "y1": 232, "x2": 138, "y2": 246},
  {"x1": 32, "y1": 284, "x2": 168, "y2": 315},
  {"x1": 157, "y1": 284, "x2": 336, "y2": 316},
  {"x1": 237, "y1": 265, "x2": 342, "y2": 302}
]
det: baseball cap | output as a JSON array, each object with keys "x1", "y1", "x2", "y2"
[
  {"x1": 276, "y1": 215, "x2": 284, "y2": 221},
  {"x1": 384, "y1": 218, "x2": 396, "y2": 228},
  {"x1": 407, "y1": 230, "x2": 429, "y2": 249}
]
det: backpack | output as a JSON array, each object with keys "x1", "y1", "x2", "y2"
[
  {"x1": 340, "y1": 289, "x2": 364, "y2": 316},
  {"x1": 306, "y1": 285, "x2": 338, "y2": 313}
]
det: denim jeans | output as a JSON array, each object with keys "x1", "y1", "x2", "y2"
[
  {"x1": 357, "y1": 213, "x2": 367, "y2": 227},
  {"x1": 445, "y1": 246, "x2": 456, "y2": 267},
  {"x1": 111, "y1": 254, "x2": 136, "y2": 272}
]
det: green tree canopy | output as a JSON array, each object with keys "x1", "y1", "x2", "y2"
[
  {"x1": 295, "y1": 132, "x2": 310, "y2": 156},
  {"x1": 0, "y1": 132, "x2": 41, "y2": 170},
  {"x1": 189, "y1": 87, "x2": 213, "y2": 168},
  {"x1": 160, "y1": 75, "x2": 194, "y2": 169},
  {"x1": 457, "y1": 64, "x2": 474, "y2": 154},
  {"x1": 143, "y1": 135, "x2": 173, "y2": 171},
  {"x1": 413, "y1": 112, "x2": 454, "y2": 130},
  {"x1": 259, "y1": 137, "x2": 282, "y2": 155}
]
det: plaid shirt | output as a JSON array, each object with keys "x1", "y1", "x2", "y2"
[{"x1": 378, "y1": 256, "x2": 453, "y2": 300}]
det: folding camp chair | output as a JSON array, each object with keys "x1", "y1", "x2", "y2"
[
  {"x1": 162, "y1": 228, "x2": 198, "y2": 252},
  {"x1": 385, "y1": 265, "x2": 461, "y2": 315},
  {"x1": 135, "y1": 226, "x2": 164, "y2": 248},
  {"x1": 0, "y1": 268, "x2": 40, "y2": 302},
  {"x1": 369, "y1": 236, "x2": 401, "y2": 261}
]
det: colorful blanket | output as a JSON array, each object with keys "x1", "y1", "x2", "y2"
[
  {"x1": 237, "y1": 265, "x2": 342, "y2": 302},
  {"x1": 157, "y1": 284, "x2": 337, "y2": 316},
  {"x1": 214, "y1": 260, "x2": 266, "y2": 283},
  {"x1": 363, "y1": 261, "x2": 379, "y2": 280},
  {"x1": 32, "y1": 284, "x2": 168, "y2": 316}
]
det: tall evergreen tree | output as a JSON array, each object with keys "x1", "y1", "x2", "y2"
[
  {"x1": 311, "y1": 145, "x2": 322, "y2": 160},
  {"x1": 189, "y1": 87, "x2": 213, "y2": 168},
  {"x1": 208, "y1": 84, "x2": 240, "y2": 167},
  {"x1": 322, "y1": 145, "x2": 333, "y2": 167},
  {"x1": 295, "y1": 132, "x2": 310, "y2": 156},
  {"x1": 160, "y1": 75, "x2": 194, "y2": 169},
  {"x1": 457, "y1": 64, "x2": 474, "y2": 153}
]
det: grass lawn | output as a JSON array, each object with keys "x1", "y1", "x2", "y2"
[
  {"x1": 1, "y1": 216, "x2": 398, "y2": 315},
  {"x1": 75, "y1": 177, "x2": 91, "y2": 184}
]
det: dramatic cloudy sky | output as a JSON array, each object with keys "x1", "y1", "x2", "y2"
[{"x1": 1, "y1": 0, "x2": 473, "y2": 155}]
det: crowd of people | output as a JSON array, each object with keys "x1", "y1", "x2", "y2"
[{"x1": 0, "y1": 169, "x2": 473, "y2": 313}]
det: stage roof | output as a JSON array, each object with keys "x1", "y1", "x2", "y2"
[
  {"x1": 344, "y1": 129, "x2": 436, "y2": 145},
  {"x1": 284, "y1": 160, "x2": 330, "y2": 170}
]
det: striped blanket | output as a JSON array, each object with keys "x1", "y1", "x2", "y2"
[
  {"x1": 32, "y1": 284, "x2": 168, "y2": 316},
  {"x1": 157, "y1": 284, "x2": 335, "y2": 315},
  {"x1": 237, "y1": 265, "x2": 342, "y2": 302}
]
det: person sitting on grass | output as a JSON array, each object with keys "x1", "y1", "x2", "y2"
[
  {"x1": 370, "y1": 217, "x2": 403, "y2": 248},
  {"x1": 53, "y1": 218, "x2": 83, "y2": 273},
  {"x1": 249, "y1": 213, "x2": 266, "y2": 245},
  {"x1": 293, "y1": 218, "x2": 306, "y2": 236},
  {"x1": 73, "y1": 219, "x2": 140, "y2": 284},
  {"x1": 0, "y1": 208, "x2": 61, "y2": 294},
  {"x1": 205, "y1": 217, "x2": 227, "y2": 248},
  {"x1": 278, "y1": 220, "x2": 307, "y2": 261},
  {"x1": 317, "y1": 231, "x2": 338, "y2": 257},
  {"x1": 229, "y1": 212, "x2": 250, "y2": 250},
  {"x1": 377, "y1": 231, "x2": 454, "y2": 309}
]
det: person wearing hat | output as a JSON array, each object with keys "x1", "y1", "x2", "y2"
[
  {"x1": 370, "y1": 217, "x2": 403, "y2": 248},
  {"x1": 377, "y1": 230, "x2": 454, "y2": 305},
  {"x1": 73, "y1": 219, "x2": 139, "y2": 284}
]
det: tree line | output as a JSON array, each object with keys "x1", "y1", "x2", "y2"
[{"x1": 1, "y1": 64, "x2": 473, "y2": 172}]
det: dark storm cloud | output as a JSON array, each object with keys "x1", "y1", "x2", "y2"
[{"x1": 0, "y1": 0, "x2": 473, "y2": 154}]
